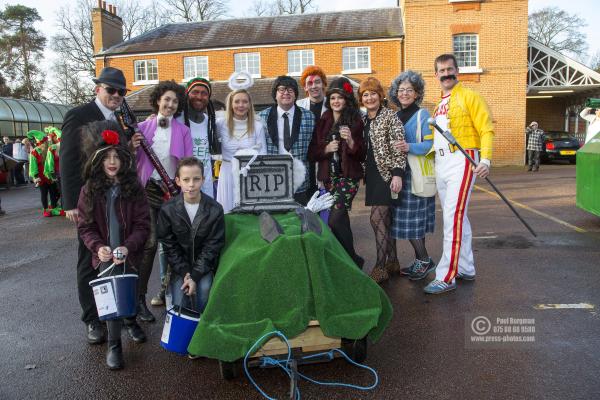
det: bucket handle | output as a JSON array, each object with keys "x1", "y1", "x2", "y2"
[
  {"x1": 173, "y1": 292, "x2": 197, "y2": 317},
  {"x1": 96, "y1": 259, "x2": 127, "y2": 278}
]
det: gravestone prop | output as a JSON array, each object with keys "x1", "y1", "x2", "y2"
[{"x1": 233, "y1": 154, "x2": 299, "y2": 212}]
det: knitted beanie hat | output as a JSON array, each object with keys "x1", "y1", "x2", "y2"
[
  {"x1": 271, "y1": 76, "x2": 299, "y2": 101},
  {"x1": 186, "y1": 77, "x2": 212, "y2": 97}
]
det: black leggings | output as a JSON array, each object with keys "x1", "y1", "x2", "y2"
[
  {"x1": 39, "y1": 183, "x2": 60, "y2": 209},
  {"x1": 328, "y1": 207, "x2": 361, "y2": 266}
]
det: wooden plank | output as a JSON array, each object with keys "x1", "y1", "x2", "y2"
[{"x1": 250, "y1": 322, "x2": 341, "y2": 358}]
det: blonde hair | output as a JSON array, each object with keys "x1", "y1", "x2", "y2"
[{"x1": 225, "y1": 89, "x2": 255, "y2": 137}]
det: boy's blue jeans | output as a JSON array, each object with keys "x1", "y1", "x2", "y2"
[{"x1": 168, "y1": 272, "x2": 213, "y2": 313}]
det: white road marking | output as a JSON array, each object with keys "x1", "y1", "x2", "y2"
[{"x1": 534, "y1": 303, "x2": 595, "y2": 310}]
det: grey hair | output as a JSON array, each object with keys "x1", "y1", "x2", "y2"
[{"x1": 388, "y1": 70, "x2": 425, "y2": 107}]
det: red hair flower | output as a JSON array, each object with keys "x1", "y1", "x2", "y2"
[
  {"x1": 101, "y1": 130, "x2": 120, "y2": 145},
  {"x1": 343, "y1": 82, "x2": 353, "y2": 94}
]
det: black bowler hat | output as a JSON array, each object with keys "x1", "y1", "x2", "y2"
[{"x1": 92, "y1": 67, "x2": 127, "y2": 89}]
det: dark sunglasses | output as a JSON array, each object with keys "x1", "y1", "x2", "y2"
[{"x1": 102, "y1": 85, "x2": 127, "y2": 97}]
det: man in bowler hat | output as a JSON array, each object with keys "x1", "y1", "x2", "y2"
[{"x1": 61, "y1": 67, "x2": 145, "y2": 345}]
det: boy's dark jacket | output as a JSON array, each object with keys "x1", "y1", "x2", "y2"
[
  {"x1": 157, "y1": 193, "x2": 225, "y2": 283},
  {"x1": 77, "y1": 185, "x2": 151, "y2": 270}
]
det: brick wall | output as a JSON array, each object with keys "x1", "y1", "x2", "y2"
[
  {"x1": 527, "y1": 98, "x2": 567, "y2": 132},
  {"x1": 401, "y1": 0, "x2": 529, "y2": 165},
  {"x1": 96, "y1": 40, "x2": 401, "y2": 95}
]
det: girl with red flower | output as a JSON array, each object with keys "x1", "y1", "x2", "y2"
[
  {"x1": 308, "y1": 77, "x2": 366, "y2": 268},
  {"x1": 76, "y1": 120, "x2": 151, "y2": 370}
]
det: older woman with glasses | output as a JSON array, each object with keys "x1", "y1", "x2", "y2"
[
  {"x1": 388, "y1": 71, "x2": 436, "y2": 281},
  {"x1": 359, "y1": 77, "x2": 407, "y2": 283}
]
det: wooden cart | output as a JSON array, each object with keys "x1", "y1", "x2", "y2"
[{"x1": 219, "y1": 320, "x2": 367, "y2": 380}]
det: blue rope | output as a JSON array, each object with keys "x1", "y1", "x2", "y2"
[{"x1": 243, "y1": 331, "x2": 379, "y2": 400}]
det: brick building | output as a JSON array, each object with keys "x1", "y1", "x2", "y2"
[{"x1": 94, "y1": 0, "x2": 597, "y2": 165}]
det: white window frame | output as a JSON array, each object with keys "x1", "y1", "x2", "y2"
[
  {"x1": 287, "y1": 49, "x2": 314, "y2": 76},
  {"x1": 183, "y1": 56, "x2": 209, "y2": 81},
  {"x1": 453, "y1": 34, "x2": 483, "y2": 74},
  {"x1": 341, "y1": 47, "x2": 371, "y2": 74},
  {"x1": 133, "y1": 59, "x2": 158, "y2": 85},
  {"x1": 234, "y1": 52, "x2": 261, "y2": 78}
]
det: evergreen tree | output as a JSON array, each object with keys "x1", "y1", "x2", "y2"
[{"x1": 0, "y1": 5, "x2": 46, "y2": 100}]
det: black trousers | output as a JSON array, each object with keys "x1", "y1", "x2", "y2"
[
  {"x1": 76, "y1": 234, "x2": 98, "y2": 323},
  {"x1": 138, "y1": 206, "x2": 159, "y2": 297},
  {"x1": 39, "y1": 183, "x2": 60, "y2": 209}
]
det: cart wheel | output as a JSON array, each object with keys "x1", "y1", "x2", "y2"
[
  {"x1": 341, "y1": 337, "x2": 367, "y2": 363},
  {"x1": 219, "y1": 360, "x2": 240, "y2": 380}
]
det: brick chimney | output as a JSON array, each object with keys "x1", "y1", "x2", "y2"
[{"x1": 91, "y1": 0, "x2": 123, "y2": 54}]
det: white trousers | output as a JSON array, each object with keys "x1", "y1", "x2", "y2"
[{"x1": 434, "y1": 148, "x2": 478, "y2": 283}]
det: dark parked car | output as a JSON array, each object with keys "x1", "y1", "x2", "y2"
[{"x1": 541, "y1": 131, "x2": 580, "y2": 164}]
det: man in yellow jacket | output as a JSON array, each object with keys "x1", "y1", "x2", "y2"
[{"x1": 424, "y1": 53, "x2": 494, "y2": 294}]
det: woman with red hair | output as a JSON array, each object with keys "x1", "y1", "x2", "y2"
[{"x1": 359, "y1": 77, "x2": 407, "y2": 283}]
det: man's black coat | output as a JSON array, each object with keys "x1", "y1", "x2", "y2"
[{"x1": 60, "y1": 101, "x2": 105, "y2": 211}]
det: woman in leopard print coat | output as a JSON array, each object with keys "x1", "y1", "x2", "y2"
[{"x1": 359, "y1": 77, "x2": 407, "y2": 283}]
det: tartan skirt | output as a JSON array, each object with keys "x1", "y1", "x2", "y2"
[{"x1": 391, "y1": 169, "x2": 436, "y2": 239}]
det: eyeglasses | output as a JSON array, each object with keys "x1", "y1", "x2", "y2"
[
  {"x1": 397, "y1": 88, "x2": 415, "y2": 95},
  {"x1": 102, "y1": 85, "x2": 127, "y2": 97},
  {"x1": 277, "y1": 87, "x2": 295, "y2": 94}
]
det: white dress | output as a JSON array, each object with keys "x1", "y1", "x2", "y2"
[{"x1": 216, "y1": 117, "x2": 267, "y2": 213}]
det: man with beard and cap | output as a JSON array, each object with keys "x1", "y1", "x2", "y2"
[
  {"x1": 259, "y1": 75, "x2": 316, "y2": 206},
  {"x1": 60, "y1": 67, "x2": 144, "y2": 345},
  {"x1": 150, "y1": 77, "x2": 219, "y2": 308},
  {"x1": 423, "y1": 53, "x2": 494, "y2": 295},
  {"x1": 181, "y1": 77, "x2": 220, "y2": 198}
]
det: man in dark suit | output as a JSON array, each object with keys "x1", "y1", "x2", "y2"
[
  {"x1": 259, "y1": 76, "x2": 316, "y2": 206},
  {"x1": 60, "y1": 67, "x2": 144, "y2": 344}
]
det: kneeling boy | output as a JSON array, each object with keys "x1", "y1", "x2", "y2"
[{"x1": 157, "y1": 158, "x2": 225, "y2": 311}]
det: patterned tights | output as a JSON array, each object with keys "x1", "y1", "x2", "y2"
[{"x1": 370, "y1": 206, "x2": 398, "y2": 267}]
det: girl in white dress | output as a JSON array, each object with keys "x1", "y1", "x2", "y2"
[{"x1": 216, "y1": 89, "x2": 267, "y2": 213}]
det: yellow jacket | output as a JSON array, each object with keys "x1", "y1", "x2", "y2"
[{"x1": 434, "y1": 82, "x2": 494, "y2": 160}]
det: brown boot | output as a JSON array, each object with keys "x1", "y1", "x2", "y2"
[
  {"x1": 369, "y1": 265, "x2": 390, "y2": 284},
  {"x1": 385, "y1": 259, "x2": 401, "y2": 275}
]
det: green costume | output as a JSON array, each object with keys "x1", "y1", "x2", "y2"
[
  {"x1": 187, "y1": 212, "x2": 393, "y2": 362},
  {"x1": 27, "y1": 129, "x2": 64, "y2": 217}
]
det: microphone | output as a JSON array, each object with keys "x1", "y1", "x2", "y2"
[{"x1": 332, "y1": 132, "x2": 340, "y2": 163}]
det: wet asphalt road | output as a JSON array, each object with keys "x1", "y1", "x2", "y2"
[{"x1": 1, "y1": 164, "x2": 599, "y2": 400}]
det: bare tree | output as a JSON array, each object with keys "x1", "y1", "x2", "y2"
[
  {"x1": 117, "y1": 0, "x2": 162, "y2": 40},
  {"x1": 163, "y1": 0, "x2": 229, "y2": 22},
  {"x1": 246, "y1": 0, "x2": 278, "y2": 17},
  {"x1": 529, "y1": 7, "x2": 588, "y2": 60},
  {"x1": 276, "y1": 0, "x2": 316, "y2": 15},
  {"x1": 48, "y1": 58, "x2": 95, "y2": 105},
  {"x1": 194, "y1": 0, "x2": 229, "y2": 20},
  {"x1": 589, "y1": 50, "x2": 600, "y2": 73},
  {"x1": 52, "y1": 0, "x2": 96, "y2": 76}
]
